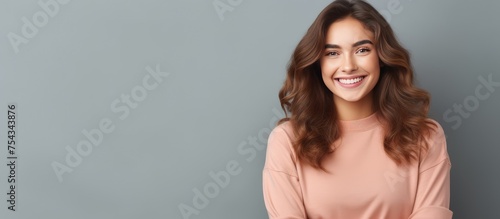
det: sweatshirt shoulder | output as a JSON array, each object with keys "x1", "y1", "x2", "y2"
[
  {"x1": 268, "y1": 121, "x2": 296, "y2": 152},
  {"x1": 425, "y1": 118, "x2": 446, "y2": 142},
  {"x1": 420, "y1": 118, "x2": 450, "y2": 170},
  {"x1": 265, "y1": 121, "x2": 300, "y2": 174},
  {"x1": 271, "y1": 120, "x2": 294, "y2": 135}
]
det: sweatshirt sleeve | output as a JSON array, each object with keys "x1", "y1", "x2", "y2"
[
  {"x1": 409, "y1": 121, "x2": 453, "y2": 219},
  {"x1": 262, "y1": 125, "x2": 307, "y2": 219}
]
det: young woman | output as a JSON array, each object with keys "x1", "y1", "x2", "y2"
[{"x1": 262, "y1": 0, "x2": 452, "y2": 218}]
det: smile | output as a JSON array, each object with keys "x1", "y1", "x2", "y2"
[{"x1": 336, "y1": 76, "x2": 366, "y2": 85}]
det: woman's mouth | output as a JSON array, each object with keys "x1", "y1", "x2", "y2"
[{"x1": 335, "y1": 76, "x2": 366, "y2": 88}]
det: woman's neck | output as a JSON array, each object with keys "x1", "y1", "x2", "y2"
[{"x1": 334, "y1": 93, "x2": 375, "y2": 120}]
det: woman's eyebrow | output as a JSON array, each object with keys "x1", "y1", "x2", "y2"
[{"x1": 325, "y1": 39, "x2": 374, "y2": 49}]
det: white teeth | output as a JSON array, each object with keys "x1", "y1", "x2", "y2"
[{"x1": 338, "y1": 76, "x2": 364, "y2": 84}]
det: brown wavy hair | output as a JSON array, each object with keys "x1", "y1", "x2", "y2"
[{"x1": 278, "y1": 0, "x2": 436, "y2": 170}]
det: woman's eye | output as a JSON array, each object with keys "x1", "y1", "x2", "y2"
[
  {"x1": 326, "y1": 51, "x2": 339, "y2": 56},
  {"x1": 356, "y1": 48, "x2": 371, "y2": 54}
]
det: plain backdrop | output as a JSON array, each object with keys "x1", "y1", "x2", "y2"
[{"x1": 0, "y1": 0, "x2": 499, "y2": 218}]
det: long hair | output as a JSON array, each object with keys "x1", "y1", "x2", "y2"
[{"x1": 278, "y1": 0, "x2": 435, "y2": 170}]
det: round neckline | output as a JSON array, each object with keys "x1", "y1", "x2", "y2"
[{"x1": 338, "y1": 112, "x2": 382, "y2": 132}]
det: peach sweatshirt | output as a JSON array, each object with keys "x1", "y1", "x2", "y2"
[{"x1": 262, "y1": 113, "x2": 452, "y2": 219}]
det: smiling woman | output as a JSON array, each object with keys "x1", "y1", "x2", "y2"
[
  {"x1": 321, "y1": 18, "x2": 380, "y2": 120},
  {"x1": 262, "y1": 0, "x2": 452, "y2": 218}
]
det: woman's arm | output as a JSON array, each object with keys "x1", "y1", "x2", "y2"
[
  {"x1": 263, "y1": 125, "x2": 307, "y2": 219},
  {"x1": 408, "y1": 122, "x2": 453, "y2": 219}
]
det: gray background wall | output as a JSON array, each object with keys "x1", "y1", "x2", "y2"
[{"x1": 0, "y1": 0, "x2": 498, "y2": 218}]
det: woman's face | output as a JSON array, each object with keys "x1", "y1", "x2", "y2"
[{"x1": 320, "y1": 16, "x2": 380, "y2": 109}]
